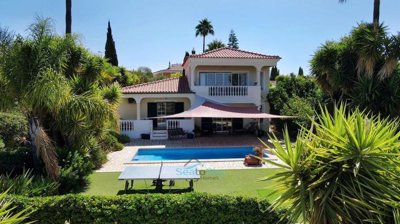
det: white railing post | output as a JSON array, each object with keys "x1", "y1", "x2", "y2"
[{"x1": 207, "y1": 86, "x2": 248, "y2": 96}]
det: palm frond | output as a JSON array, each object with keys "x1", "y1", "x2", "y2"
[{"x1": 35, "y1": 126, "x2": 60, "y2": 180}]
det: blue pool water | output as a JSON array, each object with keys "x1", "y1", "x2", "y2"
[{"x1": 132, "y1": 146, "x2": 255, "y2": 161}]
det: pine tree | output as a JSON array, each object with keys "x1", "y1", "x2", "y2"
[
  {"x1": 227, "y1": 30, "x2": 239, "y2": 49},
  {"x1": 270, "y1": 66, "x2": 280, "y2": 80},
  {"x1": 105, "y1": 20, "x2": 118, "y2": 66},
  {"x1": 298, "y1": 66, "x2": 304, "y2": 76}
]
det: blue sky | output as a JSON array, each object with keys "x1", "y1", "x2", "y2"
[{"x1": 0, "y1": 0, "x2": 399, "y2": 74}]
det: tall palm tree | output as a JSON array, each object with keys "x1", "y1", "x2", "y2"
[
  {"x1": 339, "y1": 0, "x2": 380, "y2": 27},
  {"x1": 66, "y1": 0, "x2": 72, "y2": 34},
  {"x1": 195, "y1": 18, "x2": 214, "y2": 53}
]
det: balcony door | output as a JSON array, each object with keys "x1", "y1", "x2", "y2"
[
  {"x1": 148, "y1": 102, "x2": 184, "y2": 129},
  {"x1": 199, "y1": 72, "x2": 247, "y2": 86}
]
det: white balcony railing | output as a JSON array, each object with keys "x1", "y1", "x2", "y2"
[
  {"x1": 167, "y1": 119, "x2": 194, "y2": 133},
  {"x1": 208, "y1": 86, "x2": 248, "y2": 96},
  {"x1": 120, "y1": 120, "x2": 135, "y2": 132}
]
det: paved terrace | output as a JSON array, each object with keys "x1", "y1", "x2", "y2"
[{"x1": 98, "y1": 135, "x2": 280, "y2": 172}]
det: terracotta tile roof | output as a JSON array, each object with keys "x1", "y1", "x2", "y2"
[
  {"x1": 122, "y1": 76, "x2": 192, "y2": 94},
  {"x1": 189, "y1": 47, "x2": 281, "y2": 60}
]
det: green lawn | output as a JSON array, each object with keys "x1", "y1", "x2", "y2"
[{"x1": 84, "y1": 168, "x2": 282, "y2": 200}]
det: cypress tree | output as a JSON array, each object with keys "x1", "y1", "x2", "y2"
[
  {"x1": 105, "y1": 20, "x2": 118, "y2": 66},
  {"x1": 270, "y1": 66, "x2": 280, "y2": 80},
  {"x1": 227, "y1": 30, "x2": 239, "y2": 49},
  {"x1": 298, "y1": 66, "x2": 304, "y2": 76}
]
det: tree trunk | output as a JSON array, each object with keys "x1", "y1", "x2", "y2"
[
  {"x1": 203, "y1": 35, "x2": 205, "y2": 53},
  {"x1": 373, "y1": 0, "x2": 380, "y2": 27},
  {"x1": 28, "y1": 115, "x2": 39, "y2": 169},
  {"x1": 66, "y1": 0, "x2": 72, "y2": 34}
]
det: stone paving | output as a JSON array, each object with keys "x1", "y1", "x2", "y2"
[{"x1": 97, "y1": 135, "x2": 281, "y2": 172}]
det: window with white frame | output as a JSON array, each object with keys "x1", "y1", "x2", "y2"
[{"x1": 199, "y1": 72, "x2": 247, "y2": 86}]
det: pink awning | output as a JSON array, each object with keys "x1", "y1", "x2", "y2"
[{"x1": 156, "y1": 101, "x2": 295, "y2": 119}]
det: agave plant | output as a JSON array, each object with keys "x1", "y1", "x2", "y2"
[
  {"x1": 261, "y1": 104, "x2": 400, "y2": 223},
  {"x1": 0, "y1": 191, "x2": 31, "y2": 224}
]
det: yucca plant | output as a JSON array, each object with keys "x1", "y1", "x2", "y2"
[
  {"x1": 261, "y1": 104, "x2": 400, "y2": 223},
  {"x1": 0, "y1": 191, "x2": 31, "y2": 224}
]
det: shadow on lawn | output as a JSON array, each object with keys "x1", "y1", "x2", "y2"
[{"x1": 117, "y1": 188, "x2": 193, "y2": 195}]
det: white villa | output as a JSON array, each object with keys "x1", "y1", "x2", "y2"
[{"x1": 118, "y1": 47, "x2": 281, "y2": 140}]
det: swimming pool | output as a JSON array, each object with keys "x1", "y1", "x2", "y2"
[{"x1": 132, "y1": 146, "x2": 256, "y2": 161}]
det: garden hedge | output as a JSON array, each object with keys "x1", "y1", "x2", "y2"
[{"x1": 9, "y1": 193, "x2": 286, "y2": 224}]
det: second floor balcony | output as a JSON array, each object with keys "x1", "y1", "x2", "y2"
[{"x1": 191, "y1": 85, "x2": 261, "y2": 104}]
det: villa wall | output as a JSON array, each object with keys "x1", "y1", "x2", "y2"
[
  {"x1": 118, "y1": 98, "x2": 137, "y2": 120},
  {"x1": 140, "y1": 97, "x2": 191, "y2": 119}
]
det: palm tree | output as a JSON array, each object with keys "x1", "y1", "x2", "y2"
[
  {"x1": 66, "y1": 0, "x2": 72, "y2": 34},
  {"x1": 195, "y1": 18, "x2": 214, "y2": 53},
  {"x1": 339, "y1": 0, "x2": 380, "y2": 27},
  {"x1": 0, "y1": 17, "x2": 121, "y2": 180},
  {"x1": 206, "y1": 39, "x2": 225, "y2": 51}
]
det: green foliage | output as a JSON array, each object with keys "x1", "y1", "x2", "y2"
[
  {"x1": 0, "y1": 191, "x2": 31, "y2": 224},
  {"x1": 311, "y1": 23, "x2": 400, "y2": 118},
  {"x1": 262, "y1": 105, "x2": 400, "y2": 223},
  {"x1": 267, "y1": 75, "x2": 323, "y2": 134},
  {"x1": 270, "y1": 66, "x2": 280, "y2": 81},
  {"x1": 100, "y1": 131, "x2": 124, "y2": 152},
  {"x1": 0, "y1": 112, "x2": 28, "y2": 147},
  {"x1": 227, "y1": 29, "x2": 239, "y2": 49},
  {"x1": 0, "y1": 147, "x2": 33, "y2": 175},
  {"x1": 170, "y1": 72, "x2": 183, "y2": 78},
  {"x1": 206, "y1": 39, "x2": 225, "y2": 51},
  {"x1": 104, "y1": 21, "x2": 118, "y2": 66},
  {"x1": 9, "y1": 193, "x2": 286, "y2": 224},
  {"x1": 0, "y1": 17, "x2": 122, "y2": 191},
  {"x1": 0, "y1": 170, "x2": 59, "y2": 197},
  {"x1": 280, "y1": 96, "x2": 314, "y2": 129},
  {"x1": 118, "y1": 134, "x2": 131, "y2": 144},
  {"x1": 116, "y1": 67, "x2": 140, "y2": 87},
  {"x1": 59, "y1": 151, "x2": 94, "y2": 193}
]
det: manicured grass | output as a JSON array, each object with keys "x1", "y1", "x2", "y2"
[{"x1": 84, "y1": 168, "x2": 282, "y2": 200}]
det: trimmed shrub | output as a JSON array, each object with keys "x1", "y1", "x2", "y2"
[
  {"x1": 0, "y1": 146, "x2": 33, "y2": 175},
  {"x1": 117, "y1": 134, "x2": 130, "y2": 144},
  {"x1": 8, "y1": 193, "x2": 286, "y2": 224},
  {"x1": 100, "y1": 132, "x2": 124, "y2": 152},
  {"x1": 0, "y1": 112, "x2": 28, "y2": 146},
  {"x1": 59, "y1": 151, "x2": 94, "y2": 193}
]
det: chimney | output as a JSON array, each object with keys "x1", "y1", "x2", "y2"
[
  {"x1": 168, "y1": 61, "x2": 171, "y2": 68},
  {"x1": 191, "y1": 48, "x2": 196, "y2": 55}
]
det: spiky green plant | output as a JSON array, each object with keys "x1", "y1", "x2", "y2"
[
  {"x1": 0, "y1": 191, "x2": 31, "y2": 224},
  {"x1": 261, "y1": 104, "x2": 400, "y2": 223}
]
